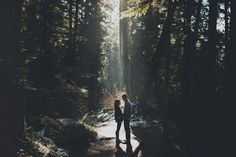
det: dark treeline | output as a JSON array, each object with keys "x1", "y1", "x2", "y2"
[
  {"x1": 121, "y1": 0, "x2": 233, "y2": 156},
  {"x1": 0, "y1": 0, "x2": 234, "y2": 157},
  {"x1": 0, "y1": 0, "x2": 104, "y2": 156}
]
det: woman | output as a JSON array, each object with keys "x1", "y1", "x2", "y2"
[{"x1": 114, "y1": 100, "x2": 123, "y2": 145}]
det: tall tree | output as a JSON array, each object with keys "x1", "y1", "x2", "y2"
[
  {"x1": 0, "y1": 0, "x2": 23, "y2": 156},
  {"x1": 120, "y1": 0, "x2": 130, "y2": 94},
  {"x1": 205, "y1": 0, "x2": 217, "y2": 110},
  {"x1": 182, "y1": 0, "x2": 195, "y2": 103},
  {"x1": 42, "y1": 0, "x2": 51, "y2": 58},
  {"x1": 74, "y1": 0, "x2": 79, "y2": 51},
  {"x1": 68, "y1": 0, "x2": 73, "y2": 51},
  {"x1": 223, "y1": 0, "x2": 232, "y2": 97},
  {"x1": 139, "y1": 0, "x2": 178, "y2": 105},
  {"x1": 223, "y1": 0, "x2": 233, "y2": 116}
]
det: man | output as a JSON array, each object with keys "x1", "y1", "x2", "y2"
[{"x1": 122, "y1": 94, "x2": 132, "y2": 144}]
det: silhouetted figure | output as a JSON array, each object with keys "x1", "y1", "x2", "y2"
[
  {"x1": 122, "y1": 94, "x2": 132, "y2": 143},
  {"x1": 115, "y1": 145, "x2": 126, "y2": 157},
  {"x1": 114, "y1": 100, "x2": 123, "y2": 145},
  {"x1": 126, "y1": 142, "x2": 133, "y2": 154}
]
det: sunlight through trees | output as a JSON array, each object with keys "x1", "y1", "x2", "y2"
[{"x1": 0, "y1": 0, "x2": 233, "y2": 156}]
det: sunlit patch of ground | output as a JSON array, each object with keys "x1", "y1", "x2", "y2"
[
  {"x1": 85, "y1": 91, "x2": 184, "y2": 157},
  {"x1": 85, "y1": 107, "x2": 143, "y2": 157},
  {"x1": 95, "y1": 118, "x2": 141, "y2": 152}
]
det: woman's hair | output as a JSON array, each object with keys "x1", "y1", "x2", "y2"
[
  {"x1": 114, "y1": 100, "x2": 120, "y2": 109},
  {"x1": 122, "y1": 94, "x2": 128, "y2": 100}
]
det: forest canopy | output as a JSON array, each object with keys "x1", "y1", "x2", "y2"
[{"x1": 0, "y1": 0, "x2": 233, "y2": 156}]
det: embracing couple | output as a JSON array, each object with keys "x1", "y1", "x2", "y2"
[{"x1": 114, "y1": 94, "x2": 132, "y2": 146}]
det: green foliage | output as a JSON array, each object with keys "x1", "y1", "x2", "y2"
[
  {"x1": 19, "y1": 0, "x2": 104, "y2": 121},
  {"x1": 19, "y1": 117, "x2": 97, "y2": 157},
  {"x1": 78, "y1": 120, "x2": 97, "y2": 141},
  {"x1": 120, "y1": 3, "x2": 150, "y2": 19}
]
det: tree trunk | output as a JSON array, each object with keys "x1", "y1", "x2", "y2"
[
  {"x1": 74, "y1": 0, "x2": 79, "y2": 51},
  {"x1": 221, "y1": 1, "x2": 234, "y2": 154},
  {"x1": 0, "y1": 0, "x2": 23, "y2": 156},
  {"x1": 68, "y1": 0, "x2": 73, "y2": 51},
  {"x1": 63, "y1": 0, "x2": 75, "y2": 65},
  {"x1": 120, "y1": 0, "x2": 130, "y2": 94},
  {"x1": 193, "y1": 0, "x2": 203, "y2": 36},
  {"x1": 182, "y1": 0, "x2": 195, "y2": 104},
  {"x1": 224, "y1": 0, "x2": 229, "y2": 46},
  {"x1": 206, "y1": 0, "x2": 217, "y2": 110},
  {"x1": 224, "y1": 0, "x2": 230, "y2": 84},
  {"x1": 224, "y1": 0, "x2": 233, "y2": 107},
  {"x1": 162, "y1": 32, "x2": 171, "y2": 135},
  {"x1": 43, "y1": 0, "x2": 51, "y2": 59},
  {"x1": 197, "y1": 1, "x2": 218, "y2": 156},
  {"x1": 139, "y1": 0, "x2": 177, "y2": 105},
  {"x1": 165, "y1": 32, "x2": 171, "y2": 104},
  {"x1": 187, "y1": 0, "x2": 203, "y2": 103}
]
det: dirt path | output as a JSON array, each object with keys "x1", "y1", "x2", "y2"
[
  {"x1": 84, "y1": 107, "x2": 143, "y2": 157},
  {"x1": 56, "y1": 90, "x2": 185, "y2": 157},
  {"x1": 82, "y1": 105, "x2": 184, "y2": 157}
]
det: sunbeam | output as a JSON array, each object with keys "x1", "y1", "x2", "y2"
[{"x1": 101, "y1": 0, "x2": 124, "y2": 96}]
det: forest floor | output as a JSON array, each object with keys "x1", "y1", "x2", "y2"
[
  {"x1": 82, "y1": 106, "x2": 184, "y2": 157},
  {"x1": 18, "y1": 93, "x2": 184, "y2": 157},
  {"x1": 83, "y1": 107, "x2": 142, "y2": 157}
]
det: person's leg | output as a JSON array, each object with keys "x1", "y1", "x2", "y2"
[
  {"x1": 124, "y1": 120, "x2": 131, "y2": 142},
  {"x1": 116, "y1": 121, "x2": 121, "y2": 141}
]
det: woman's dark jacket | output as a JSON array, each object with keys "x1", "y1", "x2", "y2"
[{"x1": 115, "y1": 107, "x2": 123, "y2": 122}]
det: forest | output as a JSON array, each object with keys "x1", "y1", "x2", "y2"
[{"x1": 0, "y1": 0, "x2": 233, "y2": 157}]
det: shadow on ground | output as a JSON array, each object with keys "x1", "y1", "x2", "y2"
[{"x1": 81, "y1": 107, "x2": 185, "y2": 157}]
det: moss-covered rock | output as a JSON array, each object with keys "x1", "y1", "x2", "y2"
[
  {"x1": 41, "y1": 116, "x2": 64, "y2": 141},
  {"x1": 58, "y1": 121, "x2": 97, "y2": 151},
  {"x1": 19, "y1": 116, "x2": 97, "y2": 156}
]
